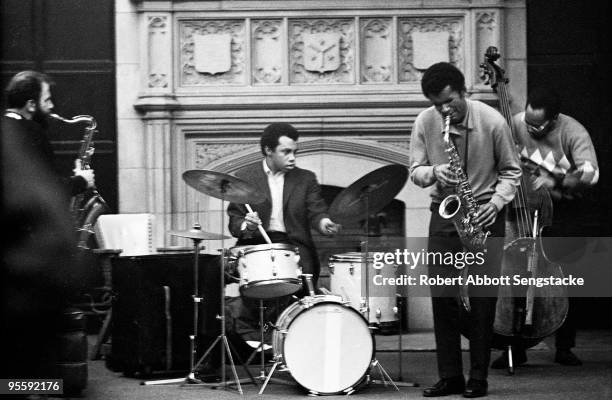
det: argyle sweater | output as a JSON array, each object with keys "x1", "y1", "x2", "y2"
[{"x1": 511, "y1": 112, "x2": 599, "y2": 187}]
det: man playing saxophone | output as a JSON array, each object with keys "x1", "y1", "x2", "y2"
[
  {"x1": 1, "y1": 71, "x2": 96, "y2": 378},
  {"x1": 2, "y1": 70, "x2": 95, "y2": 197},
  {"x1": 409, "y1": 62, "x2": 521, "y2": 398}
]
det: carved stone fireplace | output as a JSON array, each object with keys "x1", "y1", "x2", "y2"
[{"x1": 116, "y1": 0, "x2": 526, "y2": 328}]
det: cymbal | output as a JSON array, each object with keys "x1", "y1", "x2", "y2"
[
  {"x1": 183, "y1": 169, "x2": 265, "y2": 204},
  {"x1": 168, "y1": 228, "x2": 230, "y2": 241},
  {"x1": 328, "y1": 164, "x2": 408, "y2": 224}
]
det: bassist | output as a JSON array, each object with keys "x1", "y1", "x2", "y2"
[{"x1": 491, "y1": 86, "x2": 599, "y2": 368}]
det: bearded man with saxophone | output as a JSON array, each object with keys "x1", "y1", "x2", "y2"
[
  {"x1": 2, "y1": 71, "x2": 96, "y2": 379},
  {"x1": 409, "y1": 62, "x2": 521, "y2": 398},
  {"x1": 2, "y1": 70, "x2": 95, "y2": 197}
]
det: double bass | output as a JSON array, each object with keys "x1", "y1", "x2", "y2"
[{"x1": 480, "y1": 47, "x2": 569, "y2": 374}]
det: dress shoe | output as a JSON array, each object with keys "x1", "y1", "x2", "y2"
[
  {"x1": 490, "y1": 347, "x2": 527, "y2": 369},
  {"x1": 555, "y1": 349, "x2": 582, "y2": 366},
  {"x1": 423, "y1": 377, "x2": 465, "y2": 397},
  {"x1": 463, "y1": 378, "x2": 488, "y2": 398}
]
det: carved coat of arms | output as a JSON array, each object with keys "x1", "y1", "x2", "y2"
[
  {"x1": 303, "y1": 33, "x2": 341, "y2": 73},
  {"x1": 194, "y1": 33, "x2": 232, "y2": 74}
]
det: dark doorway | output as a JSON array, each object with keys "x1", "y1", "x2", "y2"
[
  {"x1": 527, "y1": 0, "x2": 612, "y2": 327},
  {"x1": 1, "y1": 0, "x2": 118, "y2": 212}
]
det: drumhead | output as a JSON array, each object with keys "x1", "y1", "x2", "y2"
[{"x1": 282, "y1": 301, "x2": 373, "y2": 394}]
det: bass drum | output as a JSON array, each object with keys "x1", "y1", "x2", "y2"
[{"x1": 273, "y1": 295, "x2": 374, "y2": 395}]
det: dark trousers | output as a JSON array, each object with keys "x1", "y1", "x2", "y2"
[
  {"x1": 428, "y1": 204, "x2": 505, "y2": 381},
  {"x1": 545, "y1": 199, "x2": 581, "y2": 350}
]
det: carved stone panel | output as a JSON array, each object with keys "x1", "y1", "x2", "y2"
[
  {"x1": 398, "y1": 17, "x2": 464, "y2": 83},
  {"x1": 252, "y1": 19, "x2": 283, "y2": 84},
  {"x1": 194, "y1": 33, "x2": 232, "y2": 74},
  {"x1": 289, "y1": 19, "x2": 355, "y2": 84},
  {"x1": 360, "y1": 18, "x2": 393, "y2": 83},
  {"x1": 475, "y1": 11, "x2": 500, "y2": 84},
  {"x1": 179, "y1": 20, "x2": 246, "y2": 86},
  {"x1": 148, "y1": 16, "x2": 169, "y2": 89},
  {"x1": 195, "y1": 142, "x2": 255, "y2": 169}
]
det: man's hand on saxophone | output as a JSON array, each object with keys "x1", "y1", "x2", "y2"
[
  {"x1": 433, "y1": 163, "x2": 460, "y2": 188},
  {"x1": 473, "y1": 202, "x2": 499, "y2": 228},
  {"x1": 73, "y1": 159, "x2": 96, "y2": 189}
]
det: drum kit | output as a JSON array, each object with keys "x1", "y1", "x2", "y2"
[{"x1": 145, "y1": 164, "x2": 416, "y2": 395}]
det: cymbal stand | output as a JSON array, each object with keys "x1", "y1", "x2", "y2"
[
  {"x1": 359, "y1": 187, "x2": 416, "y2": 390},
  {"x1": 143, "y1": 222, "x2": 208, "y2": 385},
  {"x1": 194, "y1": 187, "x2": 259, "y2": 394}
]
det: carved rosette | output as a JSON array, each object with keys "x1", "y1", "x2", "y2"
[
  {"x1": 289, "y1": 19, "x2": 355, "y2": 84},
  {"x1": 195, "y1": 142, "x2": 255, "y2": 169},
  {"x1": 179, "y1": 20, "x2": 246, "y2": 85},
  {"x1": 252, "y1": 20, "x2": 283, "y2": 84},
  {"x1": 148, "y1": 16, "x2": 169, "y2": 88},
  {"x1": 398, "y1": 17, "x2": 464, "y2": 83},
  {"x1": 361, "y1": 18, "x2": 393, "y2": 83}
]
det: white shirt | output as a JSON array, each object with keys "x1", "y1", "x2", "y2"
[{"x1": 263, "y1": 159, "x2": 286, "y2": 232}]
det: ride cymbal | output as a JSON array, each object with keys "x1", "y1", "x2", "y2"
[
  {"x1": 329, "y1": 164, "x2": 408, "y2": 224},
  {"x1": 182, "y1": 169, "x2": 265, "y2": 204}
]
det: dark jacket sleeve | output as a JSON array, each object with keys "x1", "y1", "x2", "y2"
[
  {"x1": 228, "y1": 201, "x2": 248, "y2": 238},
  {"x1": 303, "y1": 170, "x2": 329, "y2": 232}
]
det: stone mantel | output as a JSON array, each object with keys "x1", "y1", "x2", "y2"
[
  {"x1": 117, "y1": 0, "x2": 525, "y2": 244},
  {"x1": 117, "y1": 0, "x2": 526, "y2": 329}
]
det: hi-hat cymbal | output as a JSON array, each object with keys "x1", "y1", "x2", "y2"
[
  {"x1": 168, "y1": 228, "x2": 230, "y2": 241},
  {"x1": 183, "y1": 169, "x2": 265, "y2": 204},
  {"x1": 329, "y1": 164, "x2": 408, "y2": 224}
]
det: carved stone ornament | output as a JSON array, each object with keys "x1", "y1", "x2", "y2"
[
  {"x1": 361, "y1": 18, "x2": 392, "y2": 83},
  {"x1": 303, "y1": 33, "x2": 341, "y2": 73},
  {"x1": 194, "y1": 33, "x2": 232, "y2": 74},
  {"x1": 180, "y1": 20, "x2": 246, "y2": 85},
  {"x1": 252, "y1": 20, "x2": 283, "y2": 84},
  {"x1": 148, "y1": 16, "x2": 169, "y2": 88},
  {"x1": 195, "y1": 142, "x2": 255, "y2": 169},
  {"x1": 289, "y1": 19, "x2": 355, "y2": 84},
  {"x1": 411, "y1": 31, "x2": 450, "y2": 70},
  {"x1": 398, "y1": 17, "x2": 463, "y2": 83}
]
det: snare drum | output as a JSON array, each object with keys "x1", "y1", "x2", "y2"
[
  {"x1": 329, "y1": 252, "x2": 399, "y2": 331},
  {"x1": 272, "y1": 295, "x2": 374, "y2": 395},
  {"x1": 235, "y1": 243, "x2": 302, "y2": 299}
]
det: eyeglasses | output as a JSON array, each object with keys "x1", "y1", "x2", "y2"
[{"x1": 522, "y1": 114, "x2": 552, "y2": 135}]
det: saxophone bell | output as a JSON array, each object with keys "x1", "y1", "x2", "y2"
[{"x1": 439, "y1": 194, "x2": 461, "y2": 220}]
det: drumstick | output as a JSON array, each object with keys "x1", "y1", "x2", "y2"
[{"x1": 245, "y1": 204, "x2": 273, "y2": 244}]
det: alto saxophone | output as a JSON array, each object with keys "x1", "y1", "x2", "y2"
[
  {"x1": 438, "y1": 114, "x2": 490, "y2": 255},
  {"x1": 50, "y1": 113, "x2": 109, "y2": 249}
]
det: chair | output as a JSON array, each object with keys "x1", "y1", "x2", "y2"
[{"x1": 89, "y1": 213, "x2": 156, "y2": 360}]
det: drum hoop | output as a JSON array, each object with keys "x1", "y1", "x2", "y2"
[
  {"x1": 241, "y1": 242, "x2": 296, "y2": 254},
  {"x1": 241, "y1": 278, "x2": 301, "y2": 288},
  {"x1": 278, "y1": 297, "x2": 376, "y2": 395}
]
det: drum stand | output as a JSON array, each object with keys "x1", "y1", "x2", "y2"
[
  {"x1": 257, "y1": 275, "x2": 316, "y2": 395},
  {"x1": 244, "y1": 300, "x2": 272, "y2": 380},
  {"x1": 193, "y1": 196, "x2": 259, "y2": 394},
  {"x1": 143, "y1": 216, "x2": 257, "y2": 394},
  {"x1": 360, "y1": 190, "x2": 418, "y2": 390}
]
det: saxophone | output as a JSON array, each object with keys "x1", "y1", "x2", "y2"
[
  {"x1": 50, "y1": 113, "x2": 110, "y2": 249},
  {"x1": 438, "y1": 114, "x2": 490, "y2": 255}
]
